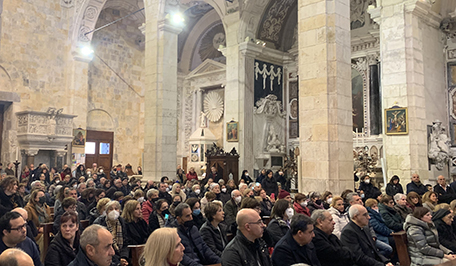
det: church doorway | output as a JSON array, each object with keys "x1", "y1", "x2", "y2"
[{"x1": 84, "y1": 130, "x2": 113, "y2": 179}]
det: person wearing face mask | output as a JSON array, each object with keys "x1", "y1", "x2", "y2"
[
  {"x1": 142, "y1": 189, "x2": 159, "y2": 224},
  {"x1": 93, "y1": 200, "x2": 129, "y2": 266},
  {"x1": 240, "y1": 170, "x2": 253, "y2": 184},
  {"x1": 170, "y1": 202, "x2": 221, "y2": 266},
  {"x1": 170, "y1": 195, "x2": 182, "y2": 217},
  {"x1": 321, "y1": 191, "x2": 333, "y2": 209},
  {"x1": 186, "y1": 198, "x2": 205, "y2": 230},
  {"x1": 293, "y1": 193, "x2": 311, "y2": 217},
  {"x1": 149, "y1": 199, "x2": 171, "y2": 233},
  {"x1": 224, "y1": 190, "x2": 242, "y2": 230},
  {"x1": 365, "y1": 199, "x2": 393, "y2": 250},
  {"x1": 188, "y1": 184, "x2": 203, "y2": 199},
  {"x1": 24, "y1": 189, "x2": 52, "y2": 241},
  {"x1": 266, "y1": 199, "x2": 293, "y2": 246},
  {"x1": 219, "y1": 185, "x2": 231, "y2": 204},
  {"x1": 358, "y1": 175, "x2": 380, "y2": 201},
  {"x1": 307, "y1": 192, "x2": 324, "y2": 214}
]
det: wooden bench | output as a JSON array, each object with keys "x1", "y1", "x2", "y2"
[
  {"x1": 128, "y1": 245, "x2": 145, "y2": 266},
  {"x1": 42, "y1": 222, "x2": 54, "y2": 259},
  {"x1": 262, "y1": 216, "x2": 271, "y2": 226},
  {"x1": 391, "y1": 231, "x2": 410, "y2": 266},
  {"x1": 80, "y1": 220, "x2": 89, "y2": 231}
]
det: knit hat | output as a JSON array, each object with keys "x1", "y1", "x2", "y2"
[
  {"x1": 278, "y1": 189, "x2": 290, "y2": 199},
  {"x1": 432, "y1": 209, "x2": 451, "y2": 221}
]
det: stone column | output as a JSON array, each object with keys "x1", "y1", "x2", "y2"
[
  {"x1": 143, "y1": 0, "x2": 182, "y2": 180},
  {"x1": 368, "y1": 54, "x2": 381, "y2": 135},
  {"x1": 297, "y1": 0, "x2": 353, "y2": 194},
  {"x1": 369, "y1": 0, "x2": 442, "y2": 180},
  {"x1": 196, "y1": 89, "x2": 203, "y2": 128},
  {"x1": 25, "y1": 149, "x2": 39, "y2": 168}
]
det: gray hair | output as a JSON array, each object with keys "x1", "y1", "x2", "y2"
[
  {"x1": 239, "y1": 183, "x2": 247, "y2": 190},
  {"x1": 80, "y1": 224, "x2": 104, "y2": 251},
  {"x1": 105, "y1": 200, "x2": 120, "y2": 211},
  {"x1": 192, "y1": 184, "x2": 200, "y2": 191},
  {"x1": 54, "y1": 185, "x2": 63, "y2": 195},
  {"x1": 85, "y1": 178, "x2": 94, "y2": 185},
  {"x1": 311, "y1": 210, "x2": 329, "y2": 225},
  {"x1": 209, "y1": 183, "x2": 219, "y2": 190},
  {"x1": 346, "y1": 192, "x2": 359, "y2": 203},
  {"x1": 77, "y1": 183, "x2": 86, "y2": 189},
  {"x1": 175, "y1": 202, "x2": 190, "y2": 218},
  {"x1": 348, "y1": 205, "x2": 362, "y2": 219},
  {"x1": 146, "y1": 189, "x2": 158, "y2": 199},
  {"x1": 231, "y1": 189, "x2": 240, "y2": 198},
  {"x1": 30, "y1": 181, "x2": 41, "y2": 189},
  {"x1": 394, "y1": 193, "x2": 406, "y2": 203}
]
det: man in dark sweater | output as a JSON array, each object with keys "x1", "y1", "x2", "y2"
[{"x1": 406, "y1": 173, "x2": 427, "y2": 195}]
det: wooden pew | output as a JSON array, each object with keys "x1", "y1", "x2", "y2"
[
  {"x1": 42, "y1": 222, "x2": 54, "y2": 260},
  {"x1": 262, "y1": 216, "x2": 271, "y2": 226},
  {"x1": 80, "y1": 220, "x2": 89, "y2": 231},
  {"x1": 391, "y1": 231, "x2": 410, "y2": 266},
  {"x1": 128, "y1": 244, "x2": 145, "y2": 266}
]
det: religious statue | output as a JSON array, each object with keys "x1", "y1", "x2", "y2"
[
  {"x1": 428, "y1": 120, "x2": 451, "y2": 171},
  {"x1": 266, "y1": 125, "x2": 283, "y2": 152},
  {"x1": 200, "y1": 111, "x2": 207, "y2": 128}
]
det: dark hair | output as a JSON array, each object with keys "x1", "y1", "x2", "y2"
[
  {"x1": 185, "y1": 198, "x2": 200, "y2": 210},
  {"x1": 205, "y1": 191, "x2": 216, "y2": 201},
  {"x1": 266, "y1": 169, "x2": 273, "y2": 176},
  {"x1": 160, "y1": 176, "x2": 169, "y2": 183},
  {"x1": 94, "y1": 189, "x2": 105, "y2": 198},
  {"x1": 62, "y1": 197, "x2": 77, "y2": 209},
  {"x1": 112, "y1": 191, "x2": 124, "y2": 200},
  {"x1": 380, "y1": 195, "x2": 393, "y2": 205},
  {"x1": 0, "y1": 212, "x2": 23, "y2": 236},
  {"x1": 413, "y1": 207, "x2": 430, "y2": 219},
  {"x1": 321, "y1": 191, "x2": 332, "y2": 201},
  {"x1": 290, "y1": 213, "x2": 313, "y2": 235},
  {"x1": 60, "y1": 211, "x2": 78, "y2": 225},
  {"x1": 0, "y1": 177, "x2": 18, "y2": 190},
  {"x1": 172, "y1": 195, "x2": 182, "y2": 201},
  {"x1": 389, "y1": 175, "x2": 400, "y2": 184},
  {"x1": 204, "y1": 202, "x2": 221, "y2": 222},
  {"x1": 340, "y1": 189, "x2": 353, "y2": 202},
  {"x1": 175, "y1": 202, "x2": 190, "y2": 217},
  {"x1": 155, "y1": 199, "x2": 168, "y2": 211},
  {"x1": 240, "y1": 197, "x2": 260, "y2": 210},
  {"x1": 294, "y1": 193, "x2": 307, "y2": 202},
  {"x1": 406, "y1": 191, "x2": 422, "y2": 207},
  {"x1": 271, "y1": 199, "x2": 289, "y2": 218}
]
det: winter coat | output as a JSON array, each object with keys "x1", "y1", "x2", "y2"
[
  {"x1": 260, "y1": 198, "x2": 274, "y2": 217},
  {"x1": 404, "y1": 214, "x2": 452, "y2": 266},
  {"x1": 93, "y1": 215, "x2": 130, "y2": 263},
  {"x1": 169, "y1": 220, "x2": 221, "y2": 266},
  {"x1": 378, "y1": 203, "x2": 403, "y2": 232},
  {"x1": 366, "y1": 207, "x2": 393, "y2": 244},
  {"x1": 44, "y1": 232, "x2": 79, "y2": 266},
  {"x1": 193, "y1": 212, "x2": 206, "y2": 230},
  {"x1": 67, "y1": 248, "x2": 94, "y2": 266},
  {"x1": 262, "y1": 176, "x2": 278, "y2": 196},
  {"x1": 293, "y1": 202, "x2": 311, "y2": 217},
  {"x1": 266, "y1": 217, "x2": 290, "y2": 246},
  {"x1": 307, "y1": 201, "x2": 324, "y2": 214},
  {"x1": 271, "y1": 230, "x2": 320, "y2": 266},
  {"x1": 222, "y1": 230, "x2": 270, "y2": 266},
  {"x1": 312, "y1": 227, "x2": 355, "y2": 266},
  {"x1": 125, "y1": 219, "x2": 150, "y2": 245},
  {"x1": 200, "y1": 221, "x2": 228, "y2": 257},
  {"x1": 24, "y1": 201, "x2": 52, "y2": 241},
  {"x1": 186, "y1": 171, "x2": 198, "y2": 181},
  {"x1": 328, "y1": 207, "x2": 349, "y2": 239},
  {"x1": 0, "y1": 188, "x2": 23, "y2": 217},
  {"x1": 433, "y1": 184, "x2": 456, "y2": 204},
  {"x1": 141, "y1": 199, "x2": 154, "y2": 224},
  {"x1": 149, "y1": 210, "x2": 168, "y2": 233},
  {"x1": 223, "y1": 199, "x2": 239, "y2": 228},
  {"x1": 358, "y1": 182, "x2": 380, "y2": 200},
  {"x1": 406, "y1": 181, "x2": 428, "y2": 196},
  {"x1": 386, "y1": 183, "x2": 404, "y2": 196},
  {"x1": 394, "y1": 204, "x2": 412, "y2": 222},
  {"x1": 434, "y1": 219, "x2": 456, "y2": 252}
]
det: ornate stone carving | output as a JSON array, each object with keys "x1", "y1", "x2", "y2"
[
  {"x1": 258, "y1": 0, "x2": 294, "y2": 45},
  {"x1": 266, "y1": 124, "x2": 285, "y2": 153},
  {"x1": 205, "y1": 142, "x2": 239, "y2": 157},
  {"x1": 254, "y1": 94, "x2": 286, "y2": 118},
  {"x1": 203, "y1": 91, "x2": 224, "y2": 122},
  {"x1": 61, "y1": 0, "x2": 74, "y2": 8},
  {"x1": 428, "y1": 120, "x2": 451, "y2": 171},
  {"x1": 84, "y1": 6, "x2": 98, "y2": 20},
  {"x1": 255, "y1": 62, "x2": 282, "y2": 91},
  {"x1": 198, "y1": 23, "x2": 225, "y2": 62},
  {"x1": 78, "y1": 26, "x2": 91, "y2": 42}
]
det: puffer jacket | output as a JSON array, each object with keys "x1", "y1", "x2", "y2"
[
  {"x1": 378, "y1": 203, "x2": 403, "y2": 232},
  {"x1": 328, "y1": 207, "x2": 349, "y2": 239},
  {"x1": 404, "y1": 214, "x2": 452, "y2": 266},
  {"x1": 367, "y1": 207, "x2": 392, "y2": 244},
  {"x1": 266, "y1": 217, "x2": 290, "y2": 246}
]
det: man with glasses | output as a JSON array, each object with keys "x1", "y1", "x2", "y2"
[
  {"x1": 0, "y1": 211, "x2": 42, "y2": 266},
  {"x1": 221, "y1": 208, "x2": 271, "y2": 266}
]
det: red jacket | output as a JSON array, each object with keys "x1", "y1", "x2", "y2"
[
  {"x1": 142, "y1": 200, "x2": 154, "y2": 224},
  {"x1": 293, "y1": 201, "x2": 311, "y2": 217},
  {"x1": 186, "y1": 172, "x2": 198, "y2": 181}
]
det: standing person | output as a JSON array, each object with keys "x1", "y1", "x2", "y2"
[
  {"x1": 262, "y1": 170, "x2": 278, "y2": 197},
  {"x1": 221, "y1": 208, "x2": 271, "y2": 266},
  {"x1": 122, "y1": 200, "x2": 150, "y2": 245},
  {"x1": 328, "y1": 196, "x2": 349, "y2": 239},
  {"x1": 256, "y1": 169, "x2": 266, "y2": 184},
  {"x1": 44, "y1": 211, "x2": 80, "y2": 266},
  {"x1": 434, "y1": 175, "x2": 456, "y2": 204},
  {"x1": 406, "y1": 173, "x2": 428, "y2": 196},
  {"x1": 200, "y1": 202, "x2": 228, "y2": 257},
  {"x1": 141, "y1": 227, "x2": 185, "y2": 266},
  {"x1": 404, "y1": 207, "x2": 456, "y2": 265},
  {"x1": 386, "y1": 175, "x2": 404, "y2": 196}
]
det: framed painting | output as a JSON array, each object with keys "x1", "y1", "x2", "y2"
[
  {"x1": 72, "y1": 129, "x2": 86, "y2": 147},
  {"x1": 227, "y1": 121, "x2": 238, "y2": 142},
  {"x1": 385, "y1": 107, "x2": 408, "y2": 135}
]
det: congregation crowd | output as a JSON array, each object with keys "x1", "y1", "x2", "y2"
[{"x1": 1, "y1": 162, "x2": 456, "y2": 266}]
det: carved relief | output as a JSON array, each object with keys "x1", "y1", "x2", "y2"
[
  {"x1": 203, "y1": 91, "x2": 224, "y2": 122},
  {"x1": 84, "y1": 6, "x2": 98, "y2": 20},
  {"x1": 350, "y1": 0, "x2": 376, "y2": 30},
  {"x1": 61, "y1": 0, "x2": 74, "y2": 8},
  {"x1": 258, "y1": 0, "x2": 295, "y2": 44},
  {"x1": 79, "y1": 26, "x2": 91, "y2": 42},
  {"x1": 198, "y1": 24, "x2": 225, "y2": 62},
  {"x1": 254, "y1": 94, "x2": 286, "y2": 118},
  {"x1": 428, "y1": 120, "x2": 451, "y2": 171}
]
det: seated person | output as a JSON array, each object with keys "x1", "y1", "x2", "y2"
[
  {"x1": 0, "y1": 211, "x2": 41, "y2": 266},
  {"x1": 185, "y1": 198, "x2": 205, "y2": 230},
  {"x1": 149, "y1": 199, "x2": 171, "y2": 233},
  {"x1": 222, "y1": 208, "x2": 271, "y2": 266},
  {"x1": 122, "y1": 200, "x2": 150, "y2": 245},
  {"x1": 259, "y1": 189, "x2": 274, "y2": 217},
  {"x1": 200, "y1": 201, "x2": 228, "y2": 257},
  {"x1": 405, "y1": 207, "x2": 456, "y2": 265},
  {"x1": 271, "y1": 213, "x2": 320, "y2": 266},
  {"x1": 266, "y1": 199, "x2": 292, "y2": 246},
  {"x1": 365, "y1": 199, "x2": 393, "y2": 246},
  {"x1": 53, "y1": 197, "x2": 78, "y2": 234},
  {"x1": 142, "y1": 227, "x2": 185, "y2": 266},
  {"x1": 432, "y1": 209, "x2": 456, "y2": 252},
  {"x1": 340, "y1": 205, "x2": 392, "y2": 266},
  {"x1": 44, "y1": 211, "x2": 80, "y2": 266},
  {"x1": 169, "y1": 202, "x2": 220, "y2": 266},
  {"x1": 378, "y1": 195, "x2": 404, "y2": 232},
  {"x1": 311, "y1": 210, "x2": 355, "y2": 266},
  {"x1": 393, "y1": 193, "x2": 412, "y2": 222},
  {"x1": 0, "y1": 248, "x2": 34, "y2": 266}
]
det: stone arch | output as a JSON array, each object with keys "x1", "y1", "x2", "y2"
[
  {"x1": 0, "y1": 64, "x2": 13, "y2": 92},
  {"x1": 87, "y1": 109, "x2": 114, "y2": 131}
]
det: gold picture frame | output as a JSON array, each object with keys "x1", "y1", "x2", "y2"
[
  {"x1": 72, "y1": 129, "x2": 86, "y2": 147},
  {"x1": 385, "y1": 107, "x2": 408, "y2": 135},
  {"x1": 227, "y1": 121, "x2": 238, "y2": 142}
]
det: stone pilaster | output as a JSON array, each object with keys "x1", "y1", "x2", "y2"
[
  {"x1": 297, "y1": 0, "x2": 353, "y2": 194},
  {"x1": 143, "y1": 0, "x2": 182, "y2": 180},
  {"x1": 369, "y1": 0, "x2": 443, "y2": 180}
]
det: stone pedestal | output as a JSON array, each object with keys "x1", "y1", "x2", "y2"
[{"x1": 297, "y1": 0, "x2": 353, "y2": 194}]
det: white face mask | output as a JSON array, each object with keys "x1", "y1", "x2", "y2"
[
  {"x1": 138, "y1": 197, "x2": 145, "y2": 203},
  {"x1": 245, "y1": 173, "x2": 249, "y2": 176},
  {"x1": 300, "y1": 201, "x2": 308, "y2": 207},
  {"x1": 234, "y1": 196, "x2": 242, "y2": 204},
  {"x1": 327, "y1": 198, "x2": 333, "y2": 204},
  {"x1": 222, "y1": 188, "x2": 227, "y2": 193},
  {"x1": 364, "y1": 179, "x2": 370, "y2": 184},
  {"x1": 286, "y1": 208, "x2": 294, "y2": 220},
  {"x1": 108, "y1": 210, "x2": 120, "y2": 221},
  {"x1": 195, "y1": 189, "x2": 201, "y2": 195},
  {"x1": 100, "y1": 169, "x2": 103, "y2": 173}
]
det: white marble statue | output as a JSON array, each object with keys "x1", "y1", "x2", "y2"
[
  {"x1": 200, "y1": 111, "x2": 207, "y2": 128},
  {"x1": 428, "y1": 120, "x2": 451, "y2": 171},
  {"x1": 266, "y1": 124, "x2": 282, "y2": 152}
]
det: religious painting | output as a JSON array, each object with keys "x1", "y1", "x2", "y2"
[
  {"x1": 254, "y1": 60, "x2": 283, "y2": 105},
  {"x1": 352, "y1": 68, "x2": 364, "y2": 132},
  {"x1": 385, "y1": 107, "x2": 408, "y2": 135},
  {"x1": 448, "y1": 63, "x2": 456, "y2": 87},
  {"x1": 72, "y1": 129, "x2": 86, "y2": 147},
  {"x1": 227, "y1": 121, "x2": 238, "y2": 142},
  {"x1": 191, "y1": 144, "x2": 199, "y2": 162}
]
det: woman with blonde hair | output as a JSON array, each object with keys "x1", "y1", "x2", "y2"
[
  {"x1": 422, "y1": 191, "x2": 438, "y2": 212},
  {"x1": 122, "y1": 199, "x2": 150, "y2": 245},
  {"x1": 142, "y1": 227, "x2": 185, "y2": 266},
  {"x1": 170, "y1": 183, "x2": 186, "y2": 202}
]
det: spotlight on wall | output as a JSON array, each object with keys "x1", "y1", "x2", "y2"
[
  {"x1": 80, "y1": 45, "x2": 94, "y2": 56},
  {"x1": 170, "y1": 12, "x2": 185, "y2": 26}
]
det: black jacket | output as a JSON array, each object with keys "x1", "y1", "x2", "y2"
[
  {"x1": 434, "y1": 219, "x2": 456, "y2": 252},
  {"x1": 378, "y1": 203, "x2": 403, "y2": 232},
  {"x1": 148, "y1": 210, "x2": 167, "y2": 233},
  {"x1": 125, "y1": 219, "x2": 150, "y2": 245},
  {"x1": 312, "y1": 227, "x2": 355, "y2": 266},
  {"x1": 266, "y1": 217, "x2": 289, "y2": 246},
  {"x1": 262, "y1": 177, "x2": 278, "y2": 196},
  {"x1": 260, "y1": 198, "x2": 273, "y2": 217},
  {"x1": 169, "y1": 220, "x2": 220, "y2": 266},
  {"x1": 44, "y1": 232, "x2": 79, "y2": 266},
  {"x1": 106, "y1": 186, "x2": 123, "y2": 199},
  {"x1": 358, "y1": 182, "x2": 380, "y2": 200},
  {"x1": 340, "y1": 221, "x2": 389, "y2": 266},
  {"x1": 93, "y1": 215, "x2": 129, "y2": 263},
  {"x1": 385, "y1": 183, "x2": 404, "y2": 196},
  {"x1": 0, "y1": 188, "x2": 23, "y2": 217},
  {"x1": 200, "y1": 221, "x2": 228, "y2": 257},
  {"x1": 158, "y1": 190, "x2": 172, "y2": 204},
  {"x1": 68, "y1": 247, "x2": 94, "y2": 266},
  {"x1": 406, "y1": 181, "x2": 427, "y2": 196},
  {"x1": 433, "y1": 184, "x2": 456, "y2": 204},
  {"x1": 222, "y1": 230, "x2": 271, "y2": 266},
  {"x1": 271, "y1": 230, "x2": 320, "y2": 266}
]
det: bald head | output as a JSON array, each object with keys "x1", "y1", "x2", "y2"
[
  {"x1": 12, "y1": 208, "x2": 28, "y2": 221},
  {"x1": 237, "y1": 208, "x2": 258, "y2": 228},
  {"x1": 0, "y1": 248, "x2": 34, "y2": 266}
]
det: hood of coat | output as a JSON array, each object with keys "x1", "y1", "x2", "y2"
[{"x1": 405, "y1": 214, "x2": 432, "y2": 231}]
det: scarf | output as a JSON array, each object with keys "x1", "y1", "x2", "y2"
[
  {"x1": 106, "y1": 219, "x2": 123, "y2": 252},
  {"x1": 35, "y1": 204, "x2": 50, "y2": 224}
]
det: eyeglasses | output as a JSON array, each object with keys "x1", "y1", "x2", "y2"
[
  {"x1": 10, "y1": 224, "x2": 27, "y2": 231},
  {"x1": 247, "y1": 220, "x2": 264, "y2": 225},
  {"x1": 361, "y1": 212, "x2": 369, "y2": 217}
]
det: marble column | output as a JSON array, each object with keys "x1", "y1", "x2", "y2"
[
  {"x1": 369, "y1": 0, "x2": 443, "y2": 180},
  {"x1": 368, "y1": 54, "x2": 381, "y2": 135},
  {"x1": 297, "y1": 0, "x2": 353, "y2": 194},
  {"x1": 196, "y1": 89, "x2": 203, "y2": 128},
  {"x1": 143, "y1": 0, "x2": 182, "y2": 180}
]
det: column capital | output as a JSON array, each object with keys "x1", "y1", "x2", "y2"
[
  {"x1": 404, "y1": 0, "x2": 441, "y2": 28},
  {"x1": 158, "y1": 20, "x2": 183, "y2": 35},
  {"x1": 56, "y1": 150, "x2": 67, "y2": 157},
  {"x1": 239, "y1": 41, "x2": 264, "y2": 58},
  {"x1": 25, "y1": 149, "x2": 39, "y2": 157}
]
